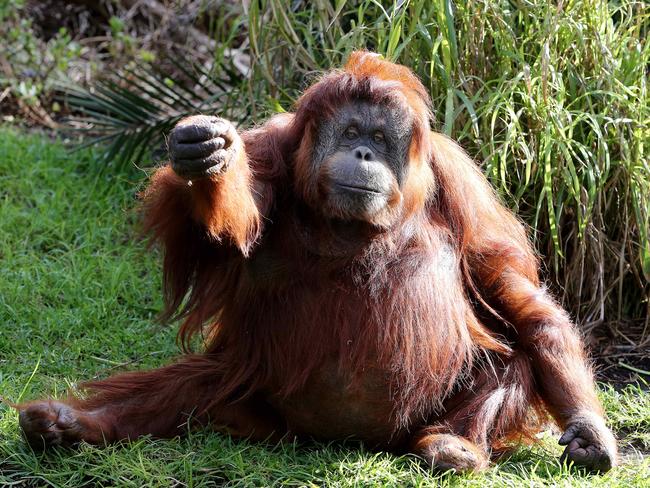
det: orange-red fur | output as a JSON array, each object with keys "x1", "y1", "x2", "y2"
[{"x1": 19, "y1": 52, "x2": 606, "y2": 464}]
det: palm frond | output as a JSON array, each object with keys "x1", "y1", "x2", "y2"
[{"x1": 62, "y1": 59, "x2": 245, "y2": 171}]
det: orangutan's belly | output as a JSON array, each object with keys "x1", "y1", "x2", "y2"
[{"x1": 268, "y1": 360, "x2": 402, "y2": 445}]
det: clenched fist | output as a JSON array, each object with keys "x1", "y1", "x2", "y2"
[
  {"x1": 559, "y1": 411, "x2": 618, "y2": 472},
  {"x1": 168, "y1": 115, "x2": 240, "y2": 179}
]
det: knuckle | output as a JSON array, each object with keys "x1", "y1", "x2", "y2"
[
  {"x1": 206, "y1": 149, "x2": 228, "y2": 165},
  {"x1": 213, "y1": 136, "x2": 225, "y2": 149},
  {"x1": 212, "y1": 119, "x2": 236, "y2": 138},
  {"x1": 177, "y1": 114, "x2": 211, "y2": 127}
]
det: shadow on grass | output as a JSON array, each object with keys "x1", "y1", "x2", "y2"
[{"x1": 1, "y1": 397, "x2": 648, "y2": 488}]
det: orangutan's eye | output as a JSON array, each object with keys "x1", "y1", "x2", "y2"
[{"x1": 344, "y1": 126, "x2": 359, "y2": 140}]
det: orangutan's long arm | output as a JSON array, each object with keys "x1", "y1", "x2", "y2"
[
  {"x1": 485, "y1": 265, "x2": 617, "y2": 471},
  {"x1": 143, "y1": 116, "x2": 264, "y2": 256},
  {"x1": 429, "y1": 131, "x2": 617, "y2": 471},
  {"x1": 142, "y1": 114, "x2": 293, "y2": 321}
]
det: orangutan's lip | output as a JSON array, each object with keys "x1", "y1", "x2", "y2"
[{"x1": 335, "y1": 183, "x2": 383, "y2": 194}]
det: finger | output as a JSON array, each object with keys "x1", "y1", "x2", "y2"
[
  {"x1": 172, "y1": 150, "x2": 231, "y2": 178},
  {"x1": 173, "y1": 118, "x2": 230, "y2": 143},
  {"x1": 577, "y1": 445, "x2": 600, "y2": 463},
  {"x1": 562, "y1": 441, "x2": 613, "y2": 472},
  {"x1": 172, "y1": 159, "x2": 221, "y2": 178},
  {"x1": 216, "y1": 120, "x2": 238, "y2": 145},
  {"x1": 558, "y1": 424, "x2": 580, "y2": 445},
  {"x1": 171, "y1": 137, "x2": 226, "y2": 160},
  {"x1": 560, "y1": 438, "x2": 588, "y2": 463},
  {"x1": 560, "y1": 444, "x2": 570, "y2": 464},
  {"x1": 573, "y1": 449, "x2": 611, "y2": 472}
]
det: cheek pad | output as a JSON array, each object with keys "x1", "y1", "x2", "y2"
[
  {"x1": 386, "y1": 132, "x2": 412, "y2": 186},
  {"x1": 311, "y1": 120, "x2": 341, "y2": 167}
]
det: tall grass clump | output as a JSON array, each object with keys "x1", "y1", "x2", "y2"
[{"x1": 68, "y1": 0, "x2": 648, "y2": 338}]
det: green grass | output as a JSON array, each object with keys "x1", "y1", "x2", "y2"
[{"x1": 0, "y1": 128, "x2": 648, "y2": 486}]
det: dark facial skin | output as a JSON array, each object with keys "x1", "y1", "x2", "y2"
[{"x1": 311, "y1": 100, "x2": 414, "y2": 224}]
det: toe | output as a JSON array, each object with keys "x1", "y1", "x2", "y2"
[{"x1": 419, "y1": 434, "x2": 488, "y2": 472}]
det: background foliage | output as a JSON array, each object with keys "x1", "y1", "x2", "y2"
[
  {"x1": 1, "y1": 0, "x2": 648, "y2": 349},
  {"x1": 67, "y1": 0, "x2": 650, "y2": 346}
]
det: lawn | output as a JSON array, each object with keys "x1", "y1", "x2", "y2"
[{"x1": 0, "y1": 126, "x2": 648, "y2": 487}]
